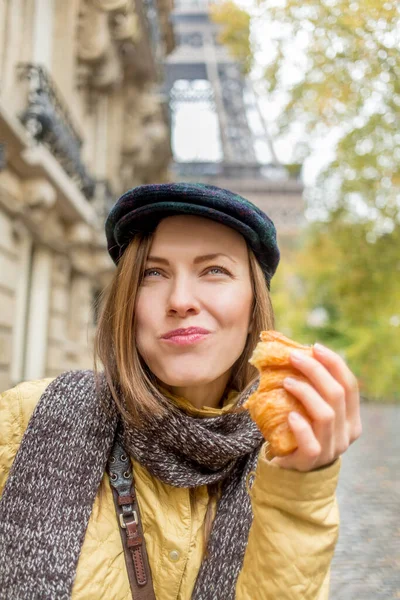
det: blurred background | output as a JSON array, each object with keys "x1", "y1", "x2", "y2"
[{"x1": 0, "y1": 2, "x2": 399, "y2": 595}]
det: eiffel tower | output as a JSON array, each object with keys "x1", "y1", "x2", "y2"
[{"x1": 163, "y1": 0, "x2": 304, "y2": 240}]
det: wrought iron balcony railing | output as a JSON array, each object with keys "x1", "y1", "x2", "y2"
[{"x1": 18, "y1": 63, "x2": 96, "y2": 200}]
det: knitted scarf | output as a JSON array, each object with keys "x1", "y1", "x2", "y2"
[{"x1": 0, "y1": 369, "x2": 263, "y2": 600}]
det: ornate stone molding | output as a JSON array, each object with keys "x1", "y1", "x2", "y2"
[
  {"x1": 67, "y1": 222, "x2": 114, "y2": 279},
  {"x1": 112, "y1": 11, "x2": 140, "y2": 42},
  {"x1": 69, "y1": 245, "x2": 114, "y2": 278},
  {"x1": 0, "y1": 175, "x2": 69, "y2": 255},
  {"x1": 121, "y1": 86, "x2": 171, "y2": 186},
  {"x1": 90, "y1": 42, "x2": 123, "y2": 90},
  {"x1": 77, "y1": 0, "x2": 111, "y2": 63},
  {"x1": 19, "y1": 179, "x2": 64, "y2": 242},
  {"x1": 0, "y1": 171, "x2": 23, "y2": 213},
  {"x1": 77, "y1": 0, "x2": 142, "y2": 90},
  {"x1": 67, "y1": 223, "x2": 96, "y2": 245},
  {"x1": 23, "y1": 178, "x2": 57, "y2": 212}
]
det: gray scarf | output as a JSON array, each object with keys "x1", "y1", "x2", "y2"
[{"x1": 0, "y1": 369, "x2": 263, "y2": 599}]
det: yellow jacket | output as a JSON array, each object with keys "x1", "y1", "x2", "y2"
[{"x1": 0, "y1": 378, "x2": 341, "y2": 600}]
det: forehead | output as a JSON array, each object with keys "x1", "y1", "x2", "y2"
[{"x1": 149, "y1": 215, "x2": 247, "y2": 257}]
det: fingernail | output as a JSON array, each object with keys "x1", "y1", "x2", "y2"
[
  {"x1": 283, "y1": 377, "x2": 296, "y2": 387},
  {"x1": 290, "y1": 350, "x2": 304, "y2": 363},
  {"x1": 289, "y1": 412, "x2": 302, "y2": 422},
  {"x1": 314, "y1": 343, "x2": 329, "y2": 354}
]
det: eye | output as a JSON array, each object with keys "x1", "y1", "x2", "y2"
[
  {"x1": 205, "y1": 265, "x2": 231, "y2": 276},
  {"x1": 143, "y1": 268, "x2": 162, "y2": 278}
]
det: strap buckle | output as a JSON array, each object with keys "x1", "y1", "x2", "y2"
[{"x1": 119, "y1": 511, "x2": 138, "y2": 529}]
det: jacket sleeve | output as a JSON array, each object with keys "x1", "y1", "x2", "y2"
[
  {"x1": 0, "y1": 379, "x2": 53, "y2": 496},
  {"x1": 236, "y1": 445, "x2": 341, "y2": 600}
]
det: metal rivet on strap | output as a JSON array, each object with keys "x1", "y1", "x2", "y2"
[
  {"x1": 120, "y1": 454, "x2": 128, "y2": 462},
  {"x1": 123, "y1": 471, "x2": 130, "y2": 479},
  {"x1": 110, "y1": 472, "x2": 118, "y2": 481}
]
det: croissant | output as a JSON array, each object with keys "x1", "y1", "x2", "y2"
[{"x1": 243, "y1": 331, "x2": 314, "y2": 457}]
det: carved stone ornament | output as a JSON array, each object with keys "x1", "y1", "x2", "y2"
[
  {"x1": 90, "y1": 42, "x2": 123, "y2": 89},
  {"x1": 121, "y1": 87, "x2": 171, "y2": 186},
  {"x1": 22, "y1": 178, "x2": 57, "y2": 211},
  {"x1": 77, "y1": 0, "x2": 111, "y2": 63},
  {"x1": 23, "y1": 204, "x2": 66, "y2": 248},
  {"x1": 67, "y1": 223, "x2": 95, "y2": 245},
  {"x1": 112, "y1": 11, "x2": 140, "y2": 43},
  {"x1": 0, "y1": 171, "x2": 23, "y2": 210}
]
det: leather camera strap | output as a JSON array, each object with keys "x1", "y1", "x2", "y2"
[{"x1": 107, "y1": 437, "x2": 156, "y2": 600}]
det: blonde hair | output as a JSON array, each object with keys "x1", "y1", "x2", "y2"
[{"x1": 94, "y1": 231, "x2": 275, "y2": 549}]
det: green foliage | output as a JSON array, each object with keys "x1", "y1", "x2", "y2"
[
  {"x1": 210, "y1": 1, "x2": 254, "y2": 74},
  {"x1": 271, "y1": 216, "x2": 400, "y2": 402},
  {"x1": 258, "y1": 0, "x2": 400, "y2": 401}
]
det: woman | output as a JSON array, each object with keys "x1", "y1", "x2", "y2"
[{"x1": 0, "y1": 183, "x2": 362, "y2": 599}]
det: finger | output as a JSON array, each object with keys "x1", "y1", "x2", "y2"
[
  {"x1": 283, "y1": 378, "x2": 337, "y2": 459},
  {"x1": 312, "y1": 344, "x2": 361, "y2": 428},
  {"x1": 274, "y1": 412, "x2": 322, "y2": 472},
  {"x1": 283, "y1": 377, "x2": 336, "y2": 424},
  {"x1": 289, "y1": 351, "x2": 347, "y2": 426}
]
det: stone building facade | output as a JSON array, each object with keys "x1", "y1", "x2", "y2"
[{"x1": 0, "y1": 0, "x2": 174, "y2": 390}]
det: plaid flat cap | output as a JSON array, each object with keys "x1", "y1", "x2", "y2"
[{"x1": 105, "y1": 182, "x2": 280, "y2": 284}]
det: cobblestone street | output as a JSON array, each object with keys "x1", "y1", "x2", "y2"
[{"x1": 330, "y1": 404, "x2": 400, "y2": 599}]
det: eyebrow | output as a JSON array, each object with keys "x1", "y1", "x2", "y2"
[{"x1": 146, "y1": 253, "x2": 237, "y2": 265}]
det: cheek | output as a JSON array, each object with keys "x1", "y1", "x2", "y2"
[
  {"x1": 134, "y1": 291, "x2": 158, "y2": 353},
  {"x1": 208, "y1": 289, "x2": 253, "y2": 371},
  {"x1": 212, "y1": 288, "x2": 252, "y2": 328}
]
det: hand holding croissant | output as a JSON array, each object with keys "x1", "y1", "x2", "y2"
[{"x1": 244, "y1": 331, "x2": 363, "y2": 472}]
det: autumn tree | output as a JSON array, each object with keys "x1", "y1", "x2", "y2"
[
  {"x1": 261, "y1": 0, "x2": 400, "y2": 224},
  {"x1": 210, "y1": 1, "x2": 253, "y2": 74},
  {"x1": 260, "y1": 0, "x2": 400, "y2": 401},
  {"x1": 273, "y1": 214, "x2": 400, "y2": 401}
]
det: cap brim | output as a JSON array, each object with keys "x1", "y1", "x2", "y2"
[{"x1": 114, "y1": 201, "x2": 262, "y2": 252}]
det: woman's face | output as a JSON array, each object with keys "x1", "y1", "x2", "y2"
[{"x1": 135, "y1": 215, "x2": 254, "y2": 391}]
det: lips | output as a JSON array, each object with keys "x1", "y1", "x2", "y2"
[{"x1": 161, "y1": 327, "x2": 210, "y2": 339}]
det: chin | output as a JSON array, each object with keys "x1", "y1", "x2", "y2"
[
  {"x1": 161, "y1": 375, "x2": 211, "y2": 388},
  {"x1": 157, "y1": 367, "x2": 217, "y2": 388}
]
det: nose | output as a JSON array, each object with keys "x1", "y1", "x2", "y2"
[{"x1": 166, "y1": 276, "x2": 200, "y2": 318}]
